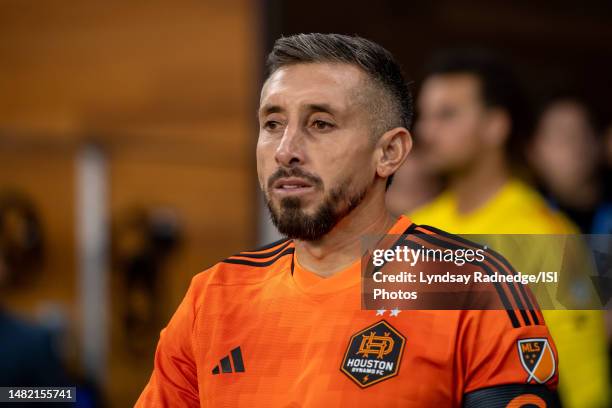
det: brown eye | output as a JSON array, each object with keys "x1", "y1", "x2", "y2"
[
  {"x1": 264, "y1": 121, "x2": 280, "y2": 131},
  {"x1": 312, "y1": 120, "x2": 334, "y2": 131}
]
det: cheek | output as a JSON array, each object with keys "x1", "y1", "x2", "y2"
[
  {"x1": 533, "y1": 139, "x2": 578, "y2": 181},
  {"x1": 538, "y1": 138, "x2": 573, "y2": 167},
  {"x1": 322, "y1": 142, "x2": 376, "y2": 189},
  {"x1": 436, "y1": 123, "x2": 478, "y2": 156},
  {"x1": 256, "y1": 139, "x2": 274, "y2": 187}
]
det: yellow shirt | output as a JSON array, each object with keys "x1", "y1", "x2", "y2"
[
  {"x1": 409, "y1": 178, "x2": 574, "y2": 234},
  {"x1": 408, "y1": 179, "x2": 610, "y2": 408}
]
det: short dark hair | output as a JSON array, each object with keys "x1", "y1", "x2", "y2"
[
  {"x1": 266, "y1": 33, "x2": 413, "y2": 188},
  {"x1": 537, "y1": 92, "x2": 602, "y2": 135},
  {"x1": 424, "y1": 49, "x2": 532, "y2": 164}
]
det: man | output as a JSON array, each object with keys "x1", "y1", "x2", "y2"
[
  {"x1": 137, "y1": 34, "x2": 558, "y2": 407},
  {"x1": 0, "y1": 197, "x2": 68, "y2": 390},
  {"x1": 403, "y1": 50, "x2": 610, "y2": 407},
  {"x1": 530, "y1": 97, "x2": 612, "y2": 234}
]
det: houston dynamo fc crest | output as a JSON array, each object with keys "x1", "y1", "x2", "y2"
[
  {"x1": 517, "y1": 338, "x2": 556, "y2": 384},
  {"x1": 341, "y1": 320, "x2": 406, "y2": 388}
]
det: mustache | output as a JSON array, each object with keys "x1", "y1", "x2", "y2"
[{"x1": 267, "y1": 167, "x2": 323, "y2": 190}]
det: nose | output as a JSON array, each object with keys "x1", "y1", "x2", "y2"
[{"x1": 274, "y1": 123, "x2": 305, "y2": 167}]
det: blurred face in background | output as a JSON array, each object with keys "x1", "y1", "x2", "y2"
[
  {"x1": 416, "y1": 74, "x2": 503, "y2": 175},
  {"x1": 385, "y1": 144, "x2": 442, "y2": 217},
  {"x1": 531, "y1": 100, "x2": 599, "y2": 193},
  {"x1": 257, "y1": 63, "x2": 384, "y2": 240}
]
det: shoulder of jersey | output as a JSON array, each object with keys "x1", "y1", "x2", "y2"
[
  {"x1": 196, "y1": 238, "x2": 295, "y2": 286},
  {"x1": 408, "y1": 223, "x2": 546, "y2": 330}
]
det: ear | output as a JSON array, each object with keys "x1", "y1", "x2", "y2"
[
  {"x1": 484, "y1": 108, "x2": 510, "y2": 147},
  {"x1": 376, "y1": 127, "x2": 412, "y2": 179}
]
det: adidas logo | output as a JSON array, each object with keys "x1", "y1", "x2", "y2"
[{"x1": 212, "y1": 346, "x2": 245, "y2": 374}]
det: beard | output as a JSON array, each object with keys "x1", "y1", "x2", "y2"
[{"x1": 265, "y1": 168, "x2": 368, "y2": 241}]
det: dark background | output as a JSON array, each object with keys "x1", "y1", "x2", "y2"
[{"x1": 264, "y1": 0, "x2": 612, "y2": 128}]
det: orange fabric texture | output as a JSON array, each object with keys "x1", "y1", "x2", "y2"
[{"x1": 136, "y1": 216, "x2": 557, "y2": 407}]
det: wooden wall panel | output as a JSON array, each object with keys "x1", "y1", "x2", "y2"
[
  {"x1": 0, "y1": 147, "x2": 76, "y2": 310},
  {"x1": 0, "y1": 1, "x2": 258, "y2": 406}
]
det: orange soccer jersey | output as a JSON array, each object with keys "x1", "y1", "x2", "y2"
[{"x1": 136, "y1": 216, "x2": 558, "y2": 407}]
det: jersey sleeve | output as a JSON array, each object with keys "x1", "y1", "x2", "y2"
[
  {"x1": 462, "y1": 384, "x2": 560, "y2": 407},
  {"x1": 459, "y1": 309, "x2": 559, "y2": 395},
  {"x1": 135, "y1": 275, "x2": 202, "y2": 407}
]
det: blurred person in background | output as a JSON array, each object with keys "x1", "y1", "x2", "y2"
[
  {"x1": 396, "y1": 49, "x2": 610, "y2": 407},
  {"x1": 530, "y1": 97, "x2": 612, "y2": 395},
  {"x1": 0, "y1": 194, "x2": 67, "y2": 388},
  {"x1": 0, "y1": 252, "x2": 68, "y2": 388},
  {"x1": 385, "y1": 142, "x2": 442, "y2": 217},
  {"x1": 0, "y1": 193, "x2": 102, "y2": 407},
  {"x1": 530, "y1": 97, "x2": 612, "y2": 235}
]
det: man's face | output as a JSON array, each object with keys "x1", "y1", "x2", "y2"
[
  {"x1": 531, "y1": 101, "x2": 599, "y2": 190},
  {"x1": 416, "y1": 74, "x2": 489, "y2": 174},
  {"x1": 257, "y1": 63, "x2": 378, "y2": 240}
]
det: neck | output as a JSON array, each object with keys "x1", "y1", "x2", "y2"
[
  {"x1": 294, "y1": 190, "x2": 396, "y2": 278},
  {"x1": 449, "y1": 150, "x2": 509, "y2": 215}
]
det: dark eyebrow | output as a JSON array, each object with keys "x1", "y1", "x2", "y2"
[
  {"x1": 258, "y1": 102, "x2": 339, "y2": 117},
  {"x1": 259, "y1": 104, "x2": 283, "y2": 116},
  {"x1": 306, "y1": 103, "x2": 338, "y2": 116}
]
